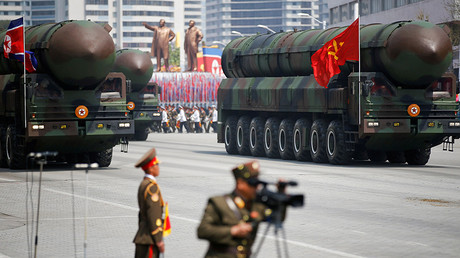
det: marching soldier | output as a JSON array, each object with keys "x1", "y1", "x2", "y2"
[
  {"x1": 210, "y1": 105, "x2": 218, "y2": 133},
  {"x1": 197, "y1": 161, "x2": 275, "y2": 258},
  {"x1": 190, "y1": 106, "x2": 202, "y2": 133},
  {"x1": 133, "y1": 148, "x2": 165, "y2": 258},
  {"x1": 160, "y1": 105, "x2": 169, "y2": 133}
]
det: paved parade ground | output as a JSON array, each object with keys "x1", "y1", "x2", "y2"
[{"x1": 1, "y1": 133, "x2": 460, "y2": 258}]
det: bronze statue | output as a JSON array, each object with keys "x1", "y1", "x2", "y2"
[
  {"x1": 143, "y1": 19, "x2": 175, "y2": 72},
  {"x1": 184, "y1": 20, "x2": 203, "y2": 72}
]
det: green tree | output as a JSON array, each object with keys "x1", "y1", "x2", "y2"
[{"x1": 169, "y1": 45, "x2": 180, "y2": 66}]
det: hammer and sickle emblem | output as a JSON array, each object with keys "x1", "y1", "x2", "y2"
[{"x1": 327, "y1": 40, "x2": 344, "y2": 60}]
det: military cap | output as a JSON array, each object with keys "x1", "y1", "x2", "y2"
[
  {"x1": 135, "y1": 148, "x2": 160, "y2": 170},
  {"x1": 178, "y1": 105, "x2": 183, "y2": 109},
  {"x1": 193, "y1": 105, "x2": 198, "y2": 109},
  {"x1": 232, "y1": 160, "x2": 261, "y2": 185}
]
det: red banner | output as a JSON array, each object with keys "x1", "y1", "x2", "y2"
[{"x1": 311, "y1": 18, "x2": 359, "y2": 87}]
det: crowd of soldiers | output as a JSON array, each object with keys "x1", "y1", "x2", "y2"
[{"x1": 155, "y1": 105, "x2": 218, "y2": 134}]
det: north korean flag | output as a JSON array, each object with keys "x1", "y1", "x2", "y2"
[{"x1": 3, "y1": 17, "x2": 37, "y2": 72}]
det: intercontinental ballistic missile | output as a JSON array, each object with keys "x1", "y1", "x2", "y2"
[
  {"x1": 222, "y1": 20, "x2": 452, "y2": 88},
  {"x1": 112, "y1": 49, "x2": 154, "y2": 92},
  {"x1": 0, "y1": 20, "x2": 115, "y2": 90}
]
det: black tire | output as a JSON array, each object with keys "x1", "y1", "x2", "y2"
[
  {"x1": 134, "y1": 128, "x2": 149, "y2": 141},
  {"x1": 326, "y1": 120, "x2": 351, "y2": 165},
  {"x1": 90, "y1": 148, "x2": 113, "y2": 167},
  {"x1": 6, "y1": 124, "x2": 26, "y2": 169},
  {"x1": 236, "y1": 116, "x2": 252, "y2": 155},
  {"x1": 249, "y1": 117, "x2": 265, "y2": 157},
  {"x1": 279, "y1": 119, "x2": 295, "y2": 160},
  {"x1": 405, "y1": 148, "x2": 431, "y2": 165},
  {"x1": 367, "y1": 150, "x2": 387, "y2": 163},
  {"x1": 264, "y1": 117, "x2": 280, "y2": 158},
  {"x1": 310, "y1": 119, "x2": 328, "y2": 163},
  {"x1": 0, "y1": 124, "x2": 7, "y2": 168},
  {"x1": 293, "y1": 118, "x2": 312, "y2": 161},
  {"x1": 386, "y1": 151, "x2": 406, "y2": 164},
  {"x1": 224, "y1": 116, "x2": 238, "y2": 155}
]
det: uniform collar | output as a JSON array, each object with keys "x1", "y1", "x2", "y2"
[{"x1": 144, "y1": 174, "x2": 156, "y2": 182}]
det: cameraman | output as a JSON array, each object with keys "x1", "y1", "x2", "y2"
[{"x1": 197, "y1": 161, "x2": 285, "y2": 258}]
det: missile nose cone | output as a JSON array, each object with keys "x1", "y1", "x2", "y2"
[
  {"x1": 49, "y1": 21, "x2": 115, "y2": 62},
  {"x1": 386, "y1": 23, "x2": 452, "y2": 64},
  {"x1": 46, "y1": 21, "x2": 115, "y2": 88},
  {"x1": 113, "y1": 49, "x2": 153, "y2": 91}
]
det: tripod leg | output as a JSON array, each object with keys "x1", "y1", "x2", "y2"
[
  {"x1": 252, "y1": 223, "x2": 271, "y2": 258},
  {"x1": 281, "y1": 227, "x2": 290, "y2": 258}
]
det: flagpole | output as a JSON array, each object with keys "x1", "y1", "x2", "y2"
[
  {"x1": 23, "y1": 16, "x2": 27, "y2": 129},
  {"x1": 355, "y1": 3, "x2": 361, "y2": 126}
]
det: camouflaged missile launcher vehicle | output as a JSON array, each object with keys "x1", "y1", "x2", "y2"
[
  {"x1": 217, "y1": 20, "x2": 460, "y2": 165},
  {"x1": 112, "y1": 49, "x2": 161, "y2": 141},
  {"x1": 0, "y1": 20, "x2": 134, "y2": 169}
]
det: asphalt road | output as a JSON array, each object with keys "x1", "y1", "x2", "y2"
[{"x1": 1, "y1": 133, "x2": 460, "y2": 258}]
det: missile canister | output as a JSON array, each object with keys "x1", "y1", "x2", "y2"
[
  {"x1": 0, "y1": 20, "x2": 115, "y2": 90},
  {"x1": 112, "y1": 49, "x2": 153, "y2": 92},
  {"x1": 222, "y1": 20, "x2": 452, "y2": 88}
]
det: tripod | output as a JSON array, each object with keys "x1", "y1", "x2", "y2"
[{"x1": 252, "y1": 206, "x2": 290, "y2": 258}]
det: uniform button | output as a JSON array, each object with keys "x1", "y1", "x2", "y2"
[
  {"x1": 237, "y1": 245, "x2": 244, "y2": 251},
  {"x1": 242, "y1": 239, "x2": 247, "y2": 245},
  {"x1": 243, "y1": 215, "x2": 249, "y2": 221}
]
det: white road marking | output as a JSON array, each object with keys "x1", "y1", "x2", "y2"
[
  {"x1": 0, "y1": 178, "x2": 16, "y2": 182},
  {"x1": 44, "y1": 187, "x2": 368, "y2": 258}
]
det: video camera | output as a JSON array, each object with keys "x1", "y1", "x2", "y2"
[{"x1": 255, "y1": 180, "x2": 304, "y2": 210}]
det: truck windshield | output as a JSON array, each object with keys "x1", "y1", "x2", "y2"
[
  {"x1": 139, "y1": 83, "x2": 157, "y2": 99},
  {"x1": 34, "y1": 79, "x2": 63, "y2": 100},
  {"x1": 97, "y1": 77, "x2": 122, "y2": 101}
]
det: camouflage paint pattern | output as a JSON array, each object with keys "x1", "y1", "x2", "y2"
[
  {"x1": 217, "y1": 20, "x2": 459, "y2": 164},
  {"x1": 0, "y1": 20, "x2": 115, "y2": 90},
  {"x1": 223, "y1": 20, "x2": 452, "y2": 88},
  {"x1": 111, "y1": 49, "x2": 159, "y2": 140},
  {"x1": 0, "y1": 72, "x2": 134, "y2": 154}
]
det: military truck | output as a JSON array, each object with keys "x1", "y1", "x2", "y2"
[
  {"x1": 112, "y1": 49, "x2": 161, "y2": 141},
  {"x1": 217, "y1": 20, "x2": 460, "y2": 165},
  {"x1": 0, "y1": 20, "x2": 134, "y2": 169}
]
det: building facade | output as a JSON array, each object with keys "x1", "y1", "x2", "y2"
[
  {"x1": 328, "y1": 0, "x2": 457, "y2": 27},
  {"x1": 0, "y1": 0, "x2": 203, "y2": 55},
  {"x1": 205, "y1": 0, "x2": 320, "y2": 46},
  {"x1": 327, "y1": 0, "x2": 459, "y2": 84}
]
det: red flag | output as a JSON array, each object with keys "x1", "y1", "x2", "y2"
[
  {"x1": 3, "y1": 17, "x2": 37, "y2": 73},
  {"x1": 311, "y1": 18, "x2": 359, "y2": 88},
  {"x1": 163, "y1": 202, "x2": 171, "y2": 237}
]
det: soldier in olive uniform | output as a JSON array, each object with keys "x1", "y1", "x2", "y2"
[
  {"x1": 133, "y1": 148, "x2": 165, "y2": 258},
  {"x1": 197, "y1": 161, "x2": 273, "y2": 258}
]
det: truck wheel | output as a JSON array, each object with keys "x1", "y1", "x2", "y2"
[
  {"x1": 386, "y1": 151, "x2": 406, "y2": 164},
  {"x1": 310, "y1": 119, "x2": 328, "y2": 163},
  {"x1": 264, "y1": 117, "x2": 280, "y2": 158},
  {"x1": 0, "y1": 125, "x2": 7, "y2": 168},
  {"x1": 134, "y1": 128, "x2": 149, "y2": 141},
  {"x1": 224, "y1": 116, "x2": 238, "y2": 154},
  {"x1": 236, "y1": 116, "x2": 251, "y2": 155},
  {"x1": 405, "y1": 148, "x2": 430, "y2": 165},
  {"x1": 90, "y1": 148, "x2": 113, "y2": 167},
  {"x1": 293, "y1": 118, "x2": 312, "y2": 161},
  {"x1": 279, "y1": 119, "x2": 295, "y2": 160},
  {"x1": 367, "y1": 150, "x2": 387, "y2": 163},
  {"x1": 6, "y1": 124, "x2": 26, "y2": 169},
  {"x1": 326, "y1": 120, "x2": 351, "y2": 165},
  {"x1": 249, "y1": 117, "x2": 265, "y2": 157}
]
